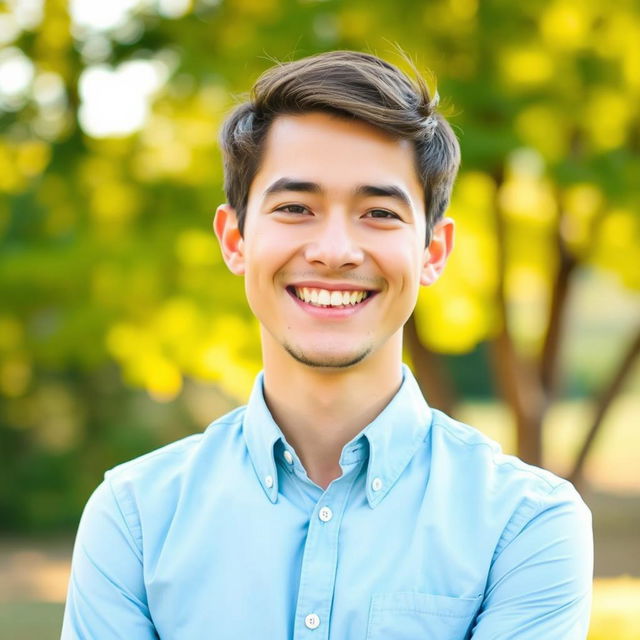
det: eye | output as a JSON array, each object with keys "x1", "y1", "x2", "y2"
[
  {"x1": 275, "y1": 204, "x2": 310, "y2": 215},
  {"x1": 365, "y1": 209, "x2": 401, "y2": 220}
]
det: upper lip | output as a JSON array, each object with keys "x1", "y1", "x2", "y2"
[{"x1": 288, "y1": 281, "x2": 377, "y2": 291}]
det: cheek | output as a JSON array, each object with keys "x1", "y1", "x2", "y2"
[
  {"x1": 242, "y1": 230, "x2": 299, "y2": 289},
  {"x1": 243, "y1": 230, "x2": 281, "y2": 268},
  {"x1": 247, "y1": 224, "x2": 309, "y2": 266},
  {"x1": 373, "y1": 239, "x2": 423, "y2": 279}
]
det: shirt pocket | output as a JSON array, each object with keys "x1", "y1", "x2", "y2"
[{"x1": 366, "y1": 592, "x2": 482, "y2": 640}]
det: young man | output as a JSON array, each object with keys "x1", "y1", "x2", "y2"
[{"x1": 62, "y1": 51, "x2": 593, "y2": 639}]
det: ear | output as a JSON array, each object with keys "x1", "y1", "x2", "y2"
[
  {"x1": 213, "y1": 204, "x2": 245, "y2": 276},
  {"x1": 420, "y1": 217, "x2": 455, "y2": 286}
]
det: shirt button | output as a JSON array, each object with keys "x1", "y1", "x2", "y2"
[
  {"x1": 283, "y1": 450, "x2": 294, "y2": 464},
  {"x1": 318, "y1": 506, "x2": 333, "y2": 522},
  {"x1": 264, "y1": 475, "x2": 274, "y2": 488},
  {"x1": 305, "y1": 613, "x2": 320, "y2": 629},
  {"x1": 372, "y1": 477, "x2": 383, "y2": 492}
]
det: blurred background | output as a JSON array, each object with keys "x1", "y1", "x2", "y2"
[{"x1": 0, "y1": 0, "x2": 638, "y2": 637}]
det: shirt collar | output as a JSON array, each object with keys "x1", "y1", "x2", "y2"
[
  {"x1": 356, "y1": 365, "x2": 432, "y2": 507},
  {"x1": 243, "y1": 372, "x2": 283, "y2": 503},
  {"x1": 242, "y1": 364, "x2": 432, "y2": 507}
]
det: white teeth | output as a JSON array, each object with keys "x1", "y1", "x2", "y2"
[{"x1": 293, "y1": 287, "x2": 370, "y2": 308}]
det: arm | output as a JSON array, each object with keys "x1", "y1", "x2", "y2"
[
  {"x1": 471, "y1": 481, "x2": 593, "y2": 639},
  {"x1": 61, "y1": 480, "x2": 159, "y2": 639}
]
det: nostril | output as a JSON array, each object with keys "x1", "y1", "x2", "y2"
[{"x1": 303, "y1": 239, "x2": 364, "y2": 268}]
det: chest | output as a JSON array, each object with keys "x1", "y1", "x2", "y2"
[{"x1": 144, "y1": 470, "x2": 487, "y2": 640}]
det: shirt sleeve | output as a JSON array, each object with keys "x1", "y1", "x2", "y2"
[
  {"x1": 61, "y1": 478, "x2": 159, "y2": 639},
  {"x1": 470, "y1": 480, "x2": 593, "y2": 639}
]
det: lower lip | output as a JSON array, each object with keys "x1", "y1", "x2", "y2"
[{"x1": 287, "y1": 289, "x2": 376, "y2": 319}]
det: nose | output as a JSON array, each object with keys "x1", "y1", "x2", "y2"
[{"x1": 303, "y1": 216, "x2": 364, "y2": 270}]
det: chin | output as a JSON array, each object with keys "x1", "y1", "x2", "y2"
[{"x1": 284, "y1": 343, "x2": 372, "y2": 369}]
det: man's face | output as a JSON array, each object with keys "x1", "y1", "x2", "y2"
[{"x1": 216, "y1": 112, "x2": 452, "y2": 370}]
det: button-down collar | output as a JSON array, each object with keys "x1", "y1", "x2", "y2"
[
  {"x1": 242, "y1": 364, "x2": 433, "y2": 507},
  {"x1": 243, "y1": 374, "x2": 282, "y2": 503}
]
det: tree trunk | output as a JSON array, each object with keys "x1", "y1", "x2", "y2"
[
  {"x1": 490, "y1": 167, "x2": 546, "y2": 465},
  {"x1": 489, "y1": 332, "x2": 545, "y2": 464},
  {"x1": 539, "y1": 222, "x2": 577, "y2": 399},
  {"x1": 404, "y1": 314, "x2": 457, "y2": 416}
]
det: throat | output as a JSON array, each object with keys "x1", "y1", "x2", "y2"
[{"x1": 262, "y1": 370, "x2": 401, "y2": 482}]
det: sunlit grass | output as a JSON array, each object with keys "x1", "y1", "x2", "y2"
[
  {"x1": 0, "y1": 602, "x2": 64, "y2": 640},
  {"x1": 590, "y1": 577, "x2": 640, "y2": 640}
]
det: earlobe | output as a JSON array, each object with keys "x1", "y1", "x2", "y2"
[
  {"x1": 213, "y1": 204, "x2": 245, "y2": 275},
  {"x1": 420, "y1": 217, "x2": 455, "y2": 286}
]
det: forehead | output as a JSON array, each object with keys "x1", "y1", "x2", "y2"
[{"x1": 248, "y1": 112, "x2": 423, "y2": 203}]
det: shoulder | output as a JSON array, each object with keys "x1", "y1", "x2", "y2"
[
  {"x1": 428, "y1": 420, "x2": 594, "y2": 634},
  {"x1": 428, "y1": 409, "x2": 591, "y2": 549},
  {"x1": 430, "y1": 408, "x2": 569, "y2": 492},
  {"x1": 95, "y1": 406, "x2": 247, "y2": 545},
  {"x1": 105, "y1": 405, "x2": 246, "y2": 487},
  {"x1": 75, "y1": 405, "x2": 249, "y2": 563}
]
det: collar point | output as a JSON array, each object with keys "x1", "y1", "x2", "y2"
[{"x1": 366, "y1": 493, "x2": 382, "y2": 509}]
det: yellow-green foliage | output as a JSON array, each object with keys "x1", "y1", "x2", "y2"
[
  {"x1": 1, "y1": 0, "x2": 639, "y2": 531},
  {"x1": 590, "y1": 577, "x2": 640, "y2": 640}
]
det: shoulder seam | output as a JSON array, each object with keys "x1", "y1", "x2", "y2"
[
  {"x1": 492, "y1": 478, "x2": 575, "y2": 559},
  {"x1": 430, "y1": 413, "x2": 559, "y2": 492},
  {"x1": 108, "y1": 420, "x2": 241, "y2": 474},
  {"x1": 106, "y1": 478, "x2": 144, "y2": 559}
]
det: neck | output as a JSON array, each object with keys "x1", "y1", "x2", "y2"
[{"x1": 262, "y1": 338, "x2": 403, "y2": 489}]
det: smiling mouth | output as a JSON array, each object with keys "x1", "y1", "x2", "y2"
[{"x1": 288, "y1": 286, "x2": 373, "y2": 308}]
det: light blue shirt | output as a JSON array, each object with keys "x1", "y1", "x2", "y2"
[{"x1": 62, "y1": 366, "x2": 592, "y2": 639}]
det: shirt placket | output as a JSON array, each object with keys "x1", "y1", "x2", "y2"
[{"x1": 292, "y1": 469, "x2": 359, "y2": 640}]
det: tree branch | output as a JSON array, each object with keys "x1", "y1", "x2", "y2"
[
  {"x1": 569, "y1": 326, "x2": 640, "y2": 486},
  {"x1": 539, "y1": 206, "x2": 577, "y2": 399}
]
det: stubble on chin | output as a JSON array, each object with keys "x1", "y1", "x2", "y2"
[{"x1": 283, "y1": 342, "x2": 371, "y2": 369}]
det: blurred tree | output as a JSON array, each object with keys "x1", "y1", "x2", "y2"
[
  {"x1": 404, "y1": 0, "x2": 640, "y2": 481},
  {"x1": 0, "y1": 0, "x2": 638, "y2": 528}
]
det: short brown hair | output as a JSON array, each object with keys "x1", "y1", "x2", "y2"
[{"x1": 219, "y1": 50, "x2": 460, "y2": 243}]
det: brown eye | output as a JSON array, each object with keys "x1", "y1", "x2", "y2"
[
  {"x1": 278, "y1": 204, "x2": 309, "y2": 214},
  {"x1": 366, "y1": 209, "x2": 400, "y2": 219}
]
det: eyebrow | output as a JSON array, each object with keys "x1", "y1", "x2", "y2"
[
  {"x1": 263, "y1": 178, "x2": 321, "y2": 197},
  {"x1": 263, "y1": 178, "x2": 412, "y2": 208},
  {"x1": 354, "y1": 184, "x2": 411, "y2": 208}
]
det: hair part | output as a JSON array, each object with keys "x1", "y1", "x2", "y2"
[{"x1": 219, "y1": 50, "x2": 460, "y2": 244}]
